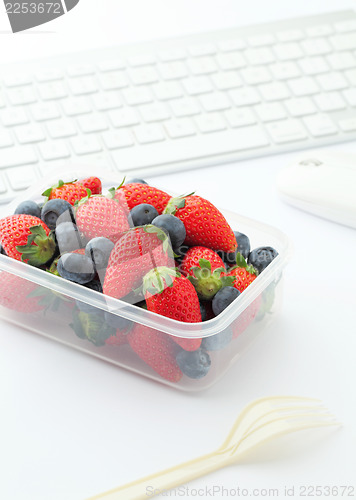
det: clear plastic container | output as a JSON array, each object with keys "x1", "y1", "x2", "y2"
[{"x1": 0, "y1": 166, "x2": 292, "y2": 391}]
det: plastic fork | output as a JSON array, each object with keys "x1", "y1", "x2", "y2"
[{"x1": 89, "y1": 396, "x2": 340, "y2": 500}]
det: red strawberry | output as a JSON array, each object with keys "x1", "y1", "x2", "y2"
[
  {"x1": 78, "y1": 176, "x2": 102, "y2": 195},
  {"x1": 231, "y1": 295, "x2": 262, "y2": 339},
  {"x1": 105, "y1": 328, "x2": 129, "y2": 346},
  {"x1": 143, "y1": 267, "x2": 202, "y2": 351},
  {"x1": 42, "y1": 179, "x2": 88, "y2": 206},
  {"x1": 0, "y1": 214, "x2": 55, "y2": 266},
  {"x1": 113, "y1": 183, "x2": 171, "y2": 214},
  {"x1": 127, "y1": 323, "x2": 182, "y2": 382},
  {"x1": 0, "y1": 272, "x2": 45, "y2": 313},
  {"x1": 103, "y1": 226, "x2": 173, "y2": 301},
  {"x1": 75, "y1": 195, "x2": 130, "y2": 243},
  {"x1": 225, "y1": 253, "x2": 258, "y2": 293},
  {"x1": 180, "y1": 247, "x2": 234, "y2": 300},
  {"x1": 164, "y1": 195, "x2": 237, "y2": 253}
]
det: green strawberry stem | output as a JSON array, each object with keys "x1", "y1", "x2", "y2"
[
  {"x1": 163, "y1": 192, "x2": 195, "y2": 215},
  {"x1": 188, "y1": 258, "x2": 234, "y2": 300},
  {"x1": 230, "y1": 252, "x2": 258, "y2": 275},
  {"x1": 16, "y1": 225, "x2": 56, "y2": 267},
  {"x1": 143, "y1": 267, "x2": 179, "y2": 296}
]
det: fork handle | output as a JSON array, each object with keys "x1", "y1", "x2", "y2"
[{"x1": 89, "y1": 450, "x2": 230, "y2": 500}]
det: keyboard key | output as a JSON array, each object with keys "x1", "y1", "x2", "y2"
[
  {"x1": 47, "y1": 119, "x2": 77, "y2": 138},
  {"x1": 327, "y1": 52, "x2": 356, "y2": 70},
  {"x1": 78, "y1": 113, "x2": 108, "y2": 133},
  {"x1": 3, "y1": 73, "x2": 32, "y2": 87},
  {"x1": 276, "y1": 30, "x2": 304, "y2": 42},
  {"x1": 306, "y1": 24, "x2": 333, "y2": 37},
  {"x1": 35, "y1": 69, "x2": 64, "y2": 82},
  {"x1": 241, "y1": 67, "x2": 271, "y2": 85},
  {"x1": 345, "y1": 69, "x2": 356, "y2": 86},
  {"x1": 334, "y1": 20, "x2": 356, "y2": 33},
  {"x1": 67, "y1": 64, "x2": 95, "y2": 76},
  {"x1": 303, "y1": 114, "x2": 338, "y2": 136},
  {"x1": 164, "y1": 119, "x2": 196, "y2": 138},
  {"x1": 153, "y1": 81, "x2": 183, "y2": 100},
  {"x1": 182, "y1": 77, "x2": 213, "y2": 95},
  {"x1": 195, "y1": 113, "x2": 226, "y2": 133},
  {"x1": 224, "y1": 108, "x2": 256, "y2": 128},
  {"x1": 0, "y1": 174, "x2": 7, "y2": 194},
  {"x1": 71, "y1": 136, "x2": 102, "y2": 155},
  {"x1": 0, "y1": 94, "x2": 5, "y2": 108},
  {"x1": 99, "y1": 71, "x2": 129, "y2": 90},
  {"x1": 339, "y1": 118, "x2": 356, "y2": 132},
  {"x1": 7, "y1": 165, "x2": 37, "y2": 190},
  {"x1": 15, "y1": 124, "x2": 46, "y2": 144},
  {"x1": 38, "y1": 82, "x2": 67, "y2": 100},
  {"x1": 68, "y1": 77, "x2": 98, "y2": 95},
  {"x1": 255, "y1": 102, "x2": 287, "y2": 122},
  {"x1": 97, "y1": 59, "x2": 126, "y2": 72},
  {"x1": 317, "y1": 72, "x2": 348, "y2": 91},
  {"x1": 330, "y1": 33, "x2": 356, "y2": 51},
  {"x1": 0, "y1": 130, "x2": 13, "y2": 148},
  {"x1": 187, "y1": 57, "x2": 218, "y2": 75},
  {"x1": 216, "y1": 52, "x2": 246, "y2": 70},
  {"x1": 218, "y1": 39, "x2": 246, "y2": 51},
  {"x1": 7, "y1": 86, "x2": 36, "y2": 105},
  {"x1": 39, "y1": 141, "x2": 71, "y2": 160},
  {"x1": 139, "y1": 103, "x2": 171, "y2": 122},
  {"x1": 285, "y1": 97, "x2": 316, "y2": 117},
  {"x1": 189, "y1": 43, "x2": 216, "y2": 57},
  {"x1": 245, "y1": 47, "x2": 275, "y2": 65},
  {"x1": 170, "y1": 97, "x2": 201, "y2": 117},
  {"x1": 301, "y1": 38, "x2": 332, "y2": 56},
  {"x1": 258, "y1": 82, "x2": 290, "y2": 101},
  {"x1": 102, "y1": 130, "x2": 135, "y2": 149},
  {"x1": 298, "y1": 57, "x2": 329, "y2": 75},
  {"x1": 134, "y1": 124, "x2": 165, "y2": 144},
  {"x1": 109, "y1": 108, "x2": 140, "y2": 127},
  {"x1": 158, "y1": 62, "x2": 188, "y2": 80},
  {"x1": 199, "y1": 92, "x2": 231, "y2": 112},
  {"x1": 288, "y1": 77, "x2": 319, "y2": 96},
  {"x1": 31, "y1": 102, "x2": 61, "y2": 121},
  {"x1": 0, "y1": 146, "x2": 37, "y2": 169},
  {"x1": 343, "y1": 88, "x2": 356, "y2": 106},
  {"x1": 62, "y1": 97, "x2": 92, "y2": 116},
  {"x1": 230, "y1": 87, "x2": 261, "y2": 106},
  {"x1": 93, "y1": 93, "x2": 122, "y2": 111},
  {"x1": 128, "y1": 67, "x2": 159, "y2": 85},
  {"x1": 122, "y1": 87, "x2": 153, "y2": 106},
  {"x1": 269, "y1": 61, "x2": 300, "y2": 80},
  {"x1": 127, "y1": 54, "x2": 156, "y2": 67},
  {"x1": 211, "y1": 72, "x2": 242, "y2": 90},
  {"x1": 314, "y1": 92, "x2": 346, "y2": 112},
  {"x1": 274, "y1": 43, "x2": 304, "y2": 61},
  {"x1": 111, "y1": 126, "x2": 269, "y2": 170},
  {"x1": 158, "y1": 49, "x2": 187, "y2": 62},
  {"x1": 1, "y1": 107, "x2": 29, "y2": 126},
  {"x1": 267, "y1": 119, "x2": 307, "y2": 143},
  {"x1": 247, "y1": 34, "x2": 275, "y2": 47}
]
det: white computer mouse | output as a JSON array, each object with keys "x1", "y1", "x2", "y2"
[{"x1": 277, "y1": 150, "x2": 356, "y2": 229}]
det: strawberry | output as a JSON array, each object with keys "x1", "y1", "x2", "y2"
[
  {"x1": 75, "y1": 195, "x2": 130, "y2": 243},
  {"x1": 127, "y1": 323, "x2": 182, "y2": 382},
  {"x1": 231, "y1": 295, "x2": 262, "y2": 339},
  {"x1": 103, "y1": 226, "x2": 173, "y2": 301},
  {"x1": 112, "y1": 183, "x2": 171, "y2": 214},
  {"x1": 0, "y1": 272, "x2": 45, "y2": 313},
  {"x1": 42, "y1": 179, "x2": 88, "y2": 206},
  {"x1": 78, "y1": 176, "x2": 102, "y2": 195},
  {"x1": 164, "y1": 195, "x2": 237, "y2": 253},
  {"x1": 0, "y1": 214, "x2": 56, "y2": 266},
  {"x1": 225, "y1": 253, "x2": 258, "y2": 293},
  {"x1": 105, "y1": 328, "x2": 129, "y2": 346},
  {"x1": 143, "y1": 267, "x2": 202, "y2": 351},
  {"x1": 181, "y1": 247, "x2": 234, "y2": 300}
]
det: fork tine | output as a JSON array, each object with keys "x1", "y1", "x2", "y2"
[
  {"x1": 229, "y1": 411, "x2": 340, "y2": 460},
  {"x1": 219, "y1": 396, "x2": 324, "y2": 451}
]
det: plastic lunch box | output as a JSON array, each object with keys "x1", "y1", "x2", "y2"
[{"x1": 0, "y1": 166, "x2": 292, "y2": 391}]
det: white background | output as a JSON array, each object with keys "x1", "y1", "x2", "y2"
[{"x1": 0, "y1": 1, "x2": 356, "y2": 499}]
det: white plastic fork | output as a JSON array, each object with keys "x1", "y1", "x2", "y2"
[{"x1": 88, "y1": 396, "x2": 340, "y2": 500}]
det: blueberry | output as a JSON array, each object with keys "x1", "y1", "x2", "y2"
[
  {"x1": 129, "y1": 203, "x2": 159, "y2": 226},
  {"x1": 0, "y1": 243, "x2": 6, "y2": 255},
  {"x1": 219, "y1": 231, "x2": 251, "y2": 265},
  {"x1": 126, "y1": 178, "x2": 148, "y2": 185},
  {"x1": 199, "y1": 302, "x2": 207, "y2": 321},
  {"x1": 104, "y1": 311, "x2": 133, "y2": 331},
  {"x1": 248, "y1": 246, "x2": 279, "y2": 274},
  {"x1": 55, "y1": 222, "x2": 82, "y2": 254},
  {"x1": 14, "y1": 200, "x2": 41, "y2": 218},
  {"x1": 85, "y1": 237, "x2": 114, "y2": 270},
  {"x1": 84, "y1": 279, "x2": 103, "y2": 293},
  {"x1": 176, "y1": 348, "x2": 211, "y2": 379},
  {"x1": 71, "y1": 309, "x2": 115, "y2": 346},
  {"x1": 57, "y1": 252, "x2": 95, "y2": 284},
  {"x1": 41, "y1": 199, "x2": 73, "y2": 230},
  {"x1": 151, "y1": 214, "x2": 186, "y2": 248},
  {"x1": 201, "y1": 328, "x2": 233, "y2": 351},
  {"x1": 76, "y1": 280, "x2": 104, "y2": 314},
  {"x1": 212, "y1": 286, "x2": 240, "y2": 316}
]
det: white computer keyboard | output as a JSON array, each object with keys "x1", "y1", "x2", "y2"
[{"x1": 1, "y1": 9, "x2": 356, "y2": 203}]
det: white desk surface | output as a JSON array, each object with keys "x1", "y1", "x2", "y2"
[{"x1": 0, "y1": 2, "x2": 356, "y2": 499}]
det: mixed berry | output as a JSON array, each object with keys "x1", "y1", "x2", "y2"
[{"x1": 0, "y1": 175, "x2": 279, "y2": 384}]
